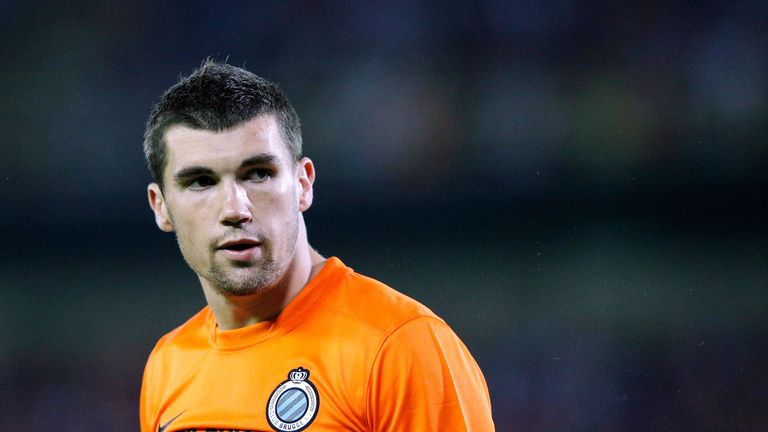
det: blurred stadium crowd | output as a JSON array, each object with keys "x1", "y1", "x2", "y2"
[{"x1": 0, "y1": 1, "x2": 765, "y2": 430}]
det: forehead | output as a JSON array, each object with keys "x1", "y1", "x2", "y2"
[{"x1": 163, "y1": 115, "x2": 288, "y2": 175}]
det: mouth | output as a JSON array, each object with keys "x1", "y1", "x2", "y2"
[{"x1": 217, "y1": 239, "x2": 261, "y2": 252}]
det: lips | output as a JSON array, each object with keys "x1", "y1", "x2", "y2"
[
  {"x1": 216, "y1": 238, "x2": 262, "y2": 261},
  {"x1": 217, "y1": 238, "x2": 261, "y2": 251}
]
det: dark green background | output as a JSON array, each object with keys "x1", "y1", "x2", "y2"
[{"x1": 1, "y1": 1, "x2": 766, "y2": 430}]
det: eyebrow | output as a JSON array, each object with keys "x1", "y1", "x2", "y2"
[
  {"x1": 173, "y1": 154, "x2": 281, "y2": 183},
  {"x1": 173, "y1": 166, "x2": 213, "y2": 183},
  {"x1": 239, "y1": 154, "x2": 279, "y2": 168}
]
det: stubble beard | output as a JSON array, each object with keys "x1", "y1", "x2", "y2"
[
  {"x1": 207, "y1": 256, "x2": 281, "y2": 297},
  {"x1": 207, "y1": 215, "x2": 299, "y2": 297},
  {"x1": 175, "y1": 212, "x2": 300, "y2": 298}
]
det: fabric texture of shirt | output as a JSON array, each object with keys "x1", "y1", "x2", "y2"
[{"x1": 140, "y1": 257, "x2": 494, "y2": 431}]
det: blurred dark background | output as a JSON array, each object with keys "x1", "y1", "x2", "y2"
[{"x1": 1, "y1": 1, "x2": 766, "y2": 430}]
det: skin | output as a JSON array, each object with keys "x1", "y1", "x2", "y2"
[{"x1": 148, "y1": 114, "x2": 325, "y2": 330}]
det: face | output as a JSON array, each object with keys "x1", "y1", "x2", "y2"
[{"x1": 148, "y1": 114, "x2": 314, "y2": 297}]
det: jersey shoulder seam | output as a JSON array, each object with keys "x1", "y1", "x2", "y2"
[
  {"x1": 362, "y1": 314, "x2": 448, "y2": 426},
  {"x1": 314, "y1": 292, "x2": 440, "y2": 334}
]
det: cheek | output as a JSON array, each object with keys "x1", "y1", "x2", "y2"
[
  {"x1": 173, "y1": 216, "x2": 209, "y2": 256},
  {"x1": 168, "y1": 195, "x2": 216, "y2": 231},
  {"x1": 251, "y1": 184, "x2": 297, "y2": 215}
]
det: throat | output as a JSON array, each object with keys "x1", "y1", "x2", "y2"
[{"x1": 201, "y1": 274, "x2": 292, "y2": 330}]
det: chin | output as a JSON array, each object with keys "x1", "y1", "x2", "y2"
[
  {"x1": 219, "y1": 285, "x2": 265, "y2": 297},
  {"x1": 210, "y1": 268, "x2": 281, "y2": 296}
]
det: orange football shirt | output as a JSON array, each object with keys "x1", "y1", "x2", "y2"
[{"x1": 140, "y1": 257, "x2": 494, "y2": 431}]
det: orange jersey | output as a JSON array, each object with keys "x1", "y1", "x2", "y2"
[{"x1": 140, "y1": 257, "x2": 494, "y2": 431}]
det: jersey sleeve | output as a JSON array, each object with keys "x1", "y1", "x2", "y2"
[
  {"x1": 365, "y1": 316, "x2": 495, "y2": 431},
  {"x1": 139, "y1": 339, "x2": 164, "y2": 432},
  {"x1": 139, "y1": 362, "x2": 153, "y2": 432}
]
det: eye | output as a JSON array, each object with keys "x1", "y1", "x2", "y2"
[
  {"x1": 187, "y1": 176, "x2": 216, "y2": 190},
  {"x1": 246, "y1": 168, "x2": 272, "y2": 182}
]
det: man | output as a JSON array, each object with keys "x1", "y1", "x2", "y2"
[{"x1": 140, "y1": 61, "x2": 494, "y2": 432}]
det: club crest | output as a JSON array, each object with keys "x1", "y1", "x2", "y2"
[{"x1": 266, "y1": 367, "x2": 319, "y2": 431}]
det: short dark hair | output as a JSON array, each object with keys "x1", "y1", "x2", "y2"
[{"x1": 143, "y1": 60, "x2": 302, "y2": 188}]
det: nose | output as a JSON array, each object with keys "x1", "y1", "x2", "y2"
[{"x1": 219, "y1": 180, "x2": 252, "y2": 226}]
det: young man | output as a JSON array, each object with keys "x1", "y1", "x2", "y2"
[{"x1": 140, "y1": 61, "x2": 494, "y2": 432}]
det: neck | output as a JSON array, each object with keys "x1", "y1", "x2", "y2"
[{"x1": 201, "y1": 220, "x2": 326, "y2": 330}]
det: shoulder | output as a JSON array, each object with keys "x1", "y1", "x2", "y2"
[
  {"x1": 316, "y1": 258, "x2": 441, "y2": 338},
  {"x1": 146, "y1": 306, "x2": 211, "y2": 361}
]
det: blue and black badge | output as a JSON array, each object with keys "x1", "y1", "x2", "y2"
[{"x1": 266, "y1": 367, "x2": 319, "y2": 432}]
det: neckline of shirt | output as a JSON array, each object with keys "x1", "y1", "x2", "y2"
[{"x1": 206, "y1": 256, "x2": 349, "y2": 350}]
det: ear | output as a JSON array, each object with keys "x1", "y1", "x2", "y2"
[
  {"x1": 296, "y1": 157, "x2": 315, "y2": 212},
  {"x1": 147, "y1": 183, "x2": 175, "y2": 232}
]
